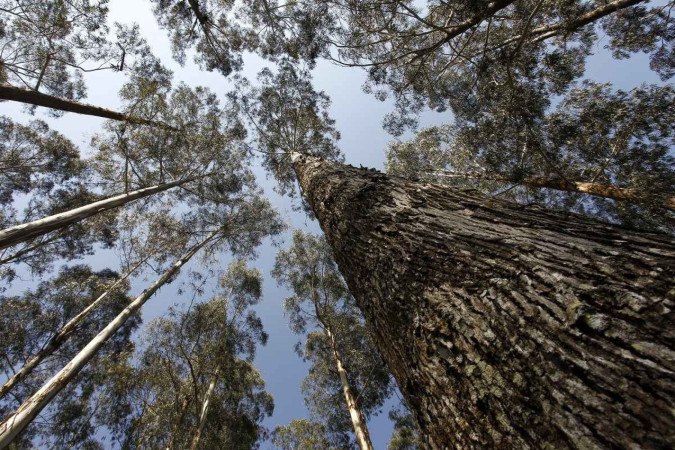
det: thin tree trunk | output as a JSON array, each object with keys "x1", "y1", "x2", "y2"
[
  {"x1": 0, "y1": 83, "x2": 177, "y2": 130},
  {"x1": 0, "y1": 233, "x2": 218, "y2": 448},
  {"x1": 166, "y1": 396, "x2": 190, "y2": 450},
  {"x1": 0, "y1": 258, "x2": 147, "y2": 400},
  {"x1": 188, "y1": 370, "x2": 218, "y2": 450},
  {"x1": 0, "y1": 178, "x2": 197, "y2": 251},
  {"x1": 432, "y1": 170, "x2": 675, "y2": 210},
  {"x1": 325, "y1": 327, "x2": 374, "y2": 450},
  {"x1": 292, "y1": 154, "x2": 675, "y2": 449}
]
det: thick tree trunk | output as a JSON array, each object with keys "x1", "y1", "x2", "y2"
[
  {"x1": 325, "y1": 327, "x2": 374, "y2": 450},
  {"x1": 189, "y1": 370, "x2": 218, "y2": 450},
  {"x1": 0, "y1": 258, "x2": 146, "y2": 400},
  {"x1": 432, "y1": 170, "x2": 675, "y2": 210},
  {"x1": 292, "y1": 154, "x2": 675, "y2": 449},
  {"x1": 0, "y1": 233, "x2": 218, "y2": 448},
  {"x1": 0, "y1": 83, "x2": 177, "y2": 130},
  {"x1": 0, "y1": 178, "x2": 195, "y2": 251}
]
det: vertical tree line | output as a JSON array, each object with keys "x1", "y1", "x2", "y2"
[{"x1": 1, "y1": 0, "x2": 673, "y2": 448}]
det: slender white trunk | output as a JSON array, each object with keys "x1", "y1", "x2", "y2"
[
  {"x1": 0, "y1": 233, "x2": 218, "y2": 447},
  {"x1": 0, "y1": 258, "x2": 147, "y2": 400},
  {"x1": 0, "y1": 178, "x2": 196, "y2": 251},
  {"x1": 326, "y1": 328, "x2": 374, "y2": 450},
  {"x1": 189, "y1": 370, "x2": 219, "y2": 450}
]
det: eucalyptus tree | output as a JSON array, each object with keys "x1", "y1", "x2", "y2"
[
  {"x1": 0, "y1": 264, "x2": 140, "y2": 448},
  {"x1": 272, "y1": 419, "x2": 336, "y2": 450},
  {"x1": 245, "y1": 0, "x2": 672, "y2": 133},
  {"x1": 0, "y1": 257, "x2": 145, "y2": 400},
  {"x1": 1, "y1": 59, "x2": 251, "y2": 271},
  {"x1": 273, "y1": 231, "x2": 393, "y2": 450},
  {"x1": 99, "y1": 260, "x2": 273, "y2": 450},
  {"x1": 0, "y1": 83, "x2": 177, "y2": 128},
  {"x1": 0, "y1": 186, "x2": 283, "y2": 447},
  {"x1": 292, "y1": 153, "x2": 674, "y2": 448},
  {"x1": 385, "y1": 82, "x2": 675, "y2": 231},
  {"x1": 229, "y1": 59, "x2": 342, "y2": 197},
  {"x1": 0, "y1": 122, "x2": 283, "y2": 447},
  {"x1": 150, "y1": 0, "x2": 245, "y2": 76},
  {"x1": 0, "y1": 0, "x2": 146, "y2": 100},
  {"x1": 0, "y1": 117, "x2": 117, "y2": 285},
  {"x1": 387, "y1": 405, "x2": 421, "y2": 450}
]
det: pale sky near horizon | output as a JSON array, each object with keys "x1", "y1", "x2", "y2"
[{"x1": 0, "y1": 0, "x2": 668, "y2": 448}]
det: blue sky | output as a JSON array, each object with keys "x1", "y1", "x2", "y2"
[{"x1": 1, "y1": 0, "x2": 667, "y2": 448}]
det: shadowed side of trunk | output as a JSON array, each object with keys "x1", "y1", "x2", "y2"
[{"x1": 293, "y1": 154, "x2": 675, "y2": 449}]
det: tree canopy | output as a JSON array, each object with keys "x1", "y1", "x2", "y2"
[{"x1": 0, "y1": 0, "x2": 672, "y2": 448}]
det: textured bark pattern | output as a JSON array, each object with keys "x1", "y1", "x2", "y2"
[
  {"x1": 294, "y1": 155, "x2": 675, "y2": 449},
  {"x1": 0, "y1": 83, "x2": 176, "y2": 130}
]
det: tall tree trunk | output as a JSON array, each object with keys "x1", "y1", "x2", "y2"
[
  {"x1": 0, "y1": 233, "x2": 218, "y2": 448},
  {"x1": 0, "y1": 83, "x2": 176, "y2": 130},
  {"x1": 292, "y1": 154, "x2": 675, "y2": 449},
  {"x1": 325, "y1": 327, "x2": 374, "y2": 450},
  {"x1": 188, "y1": 370, "x2": 218, "y2": 450},
  {"x1": 0, "y1": 258, "x2": 146, "y2": 400},
  {"x1": 432, "y1": 170, "x2": 675, "y2": 210},
  {"x1": 0, "y1": 178, "x2": 197, "y2": 251}
]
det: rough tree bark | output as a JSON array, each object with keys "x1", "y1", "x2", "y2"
[
  {"x1": 0, "y1": 258, "x2": 146, "y2": 400},
  {"x1": 0, "y1": 178, "x2": 197, "y2": 251},
  {"x1": 292, "y1": 154, "x2": 675, "y2": 449},
  {"x1": 325, "y1": 327, "x2": 374, "y2": 450},
  {"x1": 0, "y1": 83, "x2": 177, "y2": 130},
  {"x1": 0, "y1": 232, "x2": 218, "y2": 448}
]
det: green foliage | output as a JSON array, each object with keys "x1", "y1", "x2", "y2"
[
  {"x1": 387, "y1": 405, "x2": 422, "y2": 450},
  {"x1": 150, "y1": 0, "x2": 243, "y2": 76},
  {"x1": 272, "y1": 419, "x2": 336, "y2": 450},
  {"x1": 274, "y1": 231, "x2": 393, "y2": 446},
  {"x1": 386, "y1": 82, "x2": 675, "y2": 231},
  {"x1": 90, "y1": 59, "x2": 285, "y2": 270},
  {"x1": 0, "y1": 117, "x2": 117, "y2": 284},
  {"x1": 230, "y1": 59, "x2": 342, "y2": 197},
  {"x1": 0, "y1": 264, "x2": 139, "y2": 448},
  {"x1": 99, "y1": 261, "x2": 273, "y2": 449},
  {"x1": 0, "y1": 0, "x2": 149, "y2": 102}
]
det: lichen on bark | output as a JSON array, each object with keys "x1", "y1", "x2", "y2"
[{"x1": 293, "y1": 154, "x2": 675, "y2": 449}]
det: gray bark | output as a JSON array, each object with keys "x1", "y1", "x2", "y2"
[
  {"x1": 293, "y1": 154, "x2": 675, "y2": 449},
  {"x1": 0, "y1": 178, "x2": 195, "y2": 251},
  {"x1": 0, "y1": 233, "x2": 217, "y2": 447},
  {"x1": 0, "y1": 83, "x2": 177, "y2": 130},
  {"x1": 0, "y1": 258, "x2": 146, "y2": 400}
]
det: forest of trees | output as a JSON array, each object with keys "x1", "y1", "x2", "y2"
[{"x1": 0, "y1": 0, "x2": 672, "y2": 448}]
